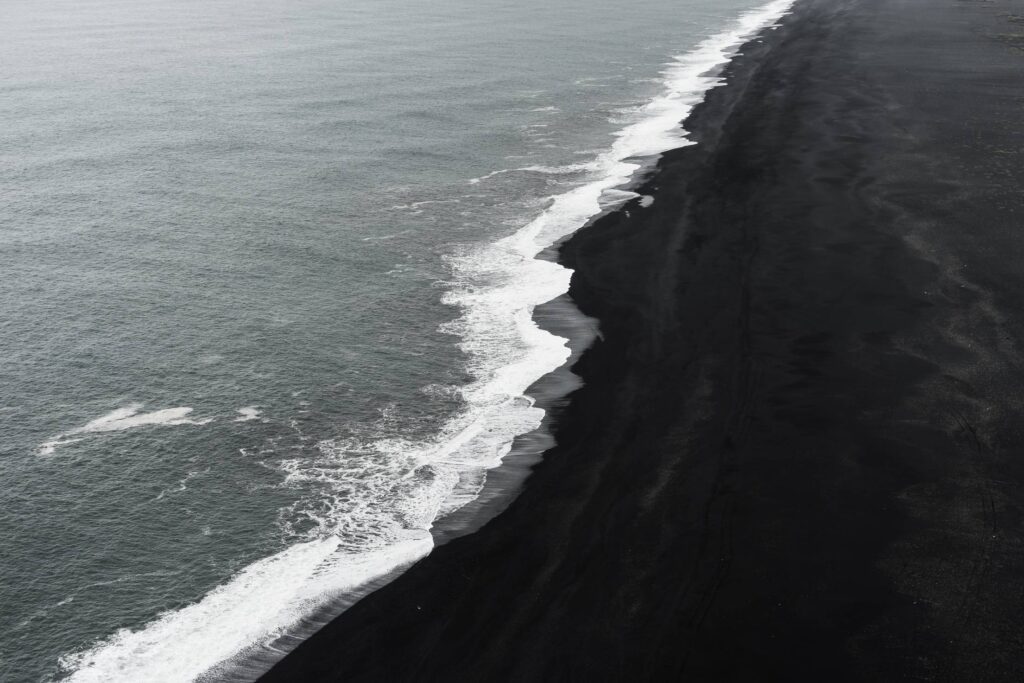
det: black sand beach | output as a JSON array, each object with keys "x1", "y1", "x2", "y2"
[{"x1": 261, "y1": 0, "x2": 1024, "y2": 679}]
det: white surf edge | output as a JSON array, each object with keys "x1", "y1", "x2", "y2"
[{"x1": 58, "y1": 2, "x2": 795, "y2": 681}]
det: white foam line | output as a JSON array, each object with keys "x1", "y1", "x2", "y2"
[
  {"x1": 468, "y1": 162, "x2": 595, "y2": 185},
  {"x1": 58, "y1": 2, "x2": 795, "y2": 680},
  {"x1": 388, "y1": 199, "x2": 462, "y2": 210},
  {"x1": 468, "y1": 168, "x2": 513, "y2": 184}
]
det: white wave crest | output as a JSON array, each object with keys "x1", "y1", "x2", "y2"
[{"x1": 467, "y1": 161, "x2": 596, "y2": 185}]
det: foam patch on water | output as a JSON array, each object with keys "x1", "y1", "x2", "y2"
[
  {"x1": 39, "y1": 404, "x2": 213, "y2": 455},
  {"x1": 234, "y1": 407, "x2": 262, "y2": 422},
  {"x1": 58, "y1": 1, "x2": 796, "y2": 679}
]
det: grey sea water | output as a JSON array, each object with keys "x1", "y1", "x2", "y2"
[{"x1": 0, "y1": 0, "x2": 787, "y2": 679}]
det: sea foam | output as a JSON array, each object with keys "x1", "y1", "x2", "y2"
[
  {"x1": 234, "y1": 407, "x2": 262, "y2": 422},
  {"x1": 60, "y1": 534, "x2": 432, "y2": 683},
  {"x1": 59, "y1": 1, "x2": 795, "y2": 679},
  {"x1": 39, "y1": 404, "x2": 213, "y2": 455}
]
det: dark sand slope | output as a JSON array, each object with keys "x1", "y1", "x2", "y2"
[{"x1": 262, "y1": 0, "x2": 1024, "y2": 680}]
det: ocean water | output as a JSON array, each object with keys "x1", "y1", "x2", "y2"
[{"x1": 0, "y1": 0, "x2": 792, "y2": 680}]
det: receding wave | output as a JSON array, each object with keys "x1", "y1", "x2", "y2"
[{"x1": 58, "y1": 1, "x2": 795, "y2": 679}]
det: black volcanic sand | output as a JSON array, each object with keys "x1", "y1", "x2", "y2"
[{"x1": 261, "y1": 0, "x2": 1024, "y2": 680}]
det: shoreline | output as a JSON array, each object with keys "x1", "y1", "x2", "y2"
[
  {"x1": 213, "y1": 288, "x2": 596, "y2": 682},
  {"x1": 262, "y1": 0, "x2": 1024, "y2": 679},
  {"x1": 159, "y1": 5, "x2": 799, "y2": 679}
]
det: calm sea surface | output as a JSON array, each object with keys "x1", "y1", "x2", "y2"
[{"x1": 0, "y1": 0, "x2": 787, "y2": 679}]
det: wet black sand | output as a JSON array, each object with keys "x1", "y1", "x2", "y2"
[{"x1": 261, "y1": 0, "x2": 1024, "y2": 679}]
